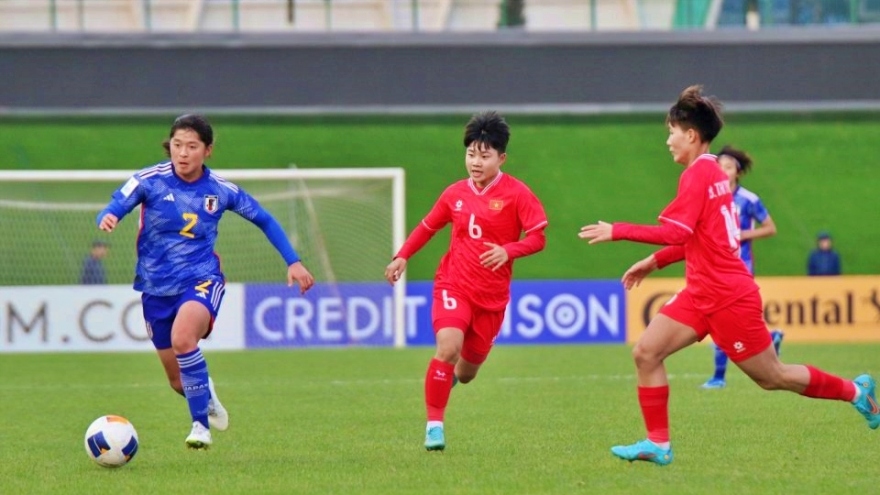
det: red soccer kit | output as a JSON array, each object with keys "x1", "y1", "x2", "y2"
[
  {"x1": 613, "y1": 154, "x2": 770, "y2": 361},
  {"x1": 396, "y1": 172, "x2": 547, "y2": 360}
]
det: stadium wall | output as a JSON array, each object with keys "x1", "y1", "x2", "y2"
[
  {"x1": 2, "y1": 29, "x2": 880, "y2": 114},
  {"x1": 3, "y1": 276, "x2": 878, "y2": 352}
]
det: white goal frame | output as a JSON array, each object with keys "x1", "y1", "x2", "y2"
[{"x1": 0, "y1": 168, "x2": 408, "y2": 348}]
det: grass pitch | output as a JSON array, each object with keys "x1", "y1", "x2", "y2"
[{"x1": 1, "y1": 343, "x2": 877, "y2": 494}]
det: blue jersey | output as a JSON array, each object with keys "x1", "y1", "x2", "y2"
[
  {"x1": 98, "y1": 162, "x2": 298, "y2": 296},
  {"x1": 733, "y1": 185, "x2": 770, "y2": 274}
]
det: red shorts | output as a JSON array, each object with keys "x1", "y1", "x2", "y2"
[
  {"x1": 432, "y1": 288, "x2": 505, "y2": 365},
  {"x1": 659, "y1": 288, "x2": 771, "y2": 362}
]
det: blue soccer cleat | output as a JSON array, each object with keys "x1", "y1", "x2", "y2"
[
  {"x1": 425, "y1": 425, "x2": 446, "y2": 451},
  {"x1": 852, "y1": 374, "x2": 880, "y2": 429},
  {"x1": 611, "y1": 439, "x2": 673, "y2": 466},
  {"x1": 701, "y1": 378, "x2": 726, "y2": 389},
  {"x1": 770, "y1": 330, "x2": 784, "y2": 356}
]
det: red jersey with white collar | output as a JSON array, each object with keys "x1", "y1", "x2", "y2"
[{"x1": 396, "y1": 172, "x2": 547, "y2": 311}]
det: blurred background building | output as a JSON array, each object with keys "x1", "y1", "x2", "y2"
[{"x1": 1, "y1": 0, "x2": 878, "y2": 33}]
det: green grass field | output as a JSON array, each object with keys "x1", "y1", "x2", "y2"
[
  {"x1": 1, "y1": 344, "x2": 878, "y2": 494},
  {"x1": 1, "y1": 113, "x2": 878, "y2": 285}
]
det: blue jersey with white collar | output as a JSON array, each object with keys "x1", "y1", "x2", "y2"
[
  {"x1": 733, "y1": 185, "x2": 769, "y2": 274},
  {"x1": 98, "y1": 162, "x2": 298, "y2": 296}
]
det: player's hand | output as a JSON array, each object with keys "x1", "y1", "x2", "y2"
[
  {"x1": 578, "y1": 221, "x2": 613, "y2": 244},
  {"x1": 287, "y1": 262, "x2": 315, "y2": 295},
  {"x1": 480, "y1": 242, "x2": 509, "y2": 271},
  {"x1": 385, "y1": 257, "x2": 407, "y2": 285},
  {"x1": 98, "y1": 213, "x2": 119, "y2": 233},
  {"x1": 621, "y1": 255, "x2": 658, "y2": 290}
]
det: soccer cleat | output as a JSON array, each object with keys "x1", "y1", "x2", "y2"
[
  {"x1": 611, "y1": 439, "x2": 673, "y2": 466},
  {"x1": 852, "y1": 374, "x2": 880, "y2": 429},
  {"x1": 701, "y1": 378, "x2": 726, "y2": 389},
  {"x1": 185, "y1": 421, "x2": 212, "y2": 449},
  {"x1": 207, "y1": 377, "x2": 229, "y2": 431},
  {"x1": 771, "y1": 330, "x2": 784, "y2": 356},
  {"x1": 424, "y1": 426, "x2": 446, "y2": 451}
]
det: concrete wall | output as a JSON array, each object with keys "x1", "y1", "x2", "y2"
[{"x1": 2, "y1": 29, "x2": 879, "y2": 114}]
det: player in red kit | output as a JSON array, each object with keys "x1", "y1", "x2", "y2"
[
  {"x1": 385, "y1": 111, "x2": 548, "y2": 452},
  {"x1": 579, "y1": 85, "x2": 879, "y2": 466}
]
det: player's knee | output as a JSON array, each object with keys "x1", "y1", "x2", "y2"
[
  {"x1": 632, "y1": 342, "x2": 661, "y2": 368},
  {"x1": 170, "y1": 330, "x2": 199, "y2": 354},
  {"x1": 457, "y1": 371, "x2": 476, "y2": 384},
  {"x1": 434, "y1": 345, "x2": 461, "y2": 363}
]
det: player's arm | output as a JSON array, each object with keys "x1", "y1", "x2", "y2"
[
  {"x1": 740, "y1": 199, "x2": 776, "y2": 241},
  {"x1": 503, "y1": 189, "x2": 548, "y2": 260},
  {"x1": 385, "y1": 192, "x2": 451, "y2": 284},
  {"x1": 579, "y1": 168, "x2": 701, "y2": 246},
  {"x1": 483, "y1": 189, "x2": 548, "y2": 270},
  {"x1": 620, "y1": 246, "x2": 684, "y2": 290},
  {"x1": 96, "y1": 175, "x2": 147, "y2": 232},
  {"x1": 233, "y1": 191, "x2": 314, "y2": 293}
]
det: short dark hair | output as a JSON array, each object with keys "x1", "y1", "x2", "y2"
[
  {"x1": 463, "y1": 111, "x2": 510, "y2": 153},
  {"x1": 717, "y1": 145, "x2": 753, "y2": 175},
  {"x1": 666, "y1": 85, "x2": 723, "y2": 143},
  {"x1": 163, "y1": 114, "x2": 214, "y2": 156}
]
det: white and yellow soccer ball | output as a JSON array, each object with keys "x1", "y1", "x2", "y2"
[{"x1": 84, "y1": 415, "x2": 139, "y2": 468}]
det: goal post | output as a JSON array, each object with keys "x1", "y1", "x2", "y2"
[{"x1": 0, "y1": 168, "x2": 408, "y2": 348}]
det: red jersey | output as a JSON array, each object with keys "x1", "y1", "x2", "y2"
[
  {"x1": 396, "y1": 172, "x2": 547, "y2": 311},
  {"x1": 614, "y1": 154, "x2": 758, "y2": 313}
]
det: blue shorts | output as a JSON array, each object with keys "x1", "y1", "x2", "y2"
[{"x1": 141, "y1": 277, "x2": 226, "y2": 350}]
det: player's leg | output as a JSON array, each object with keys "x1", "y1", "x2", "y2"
[
  {"x1": 171, "y1": 279, "x2": 226, "y2": 449},
  {"x1": 142, "y1": 294, "x2": 184, "y2": 396},
  {"x1": 454, "y1": 307, "x2": 505, "y2": 385},
  {"x1": 423, "y1": 289, "x2": 472, "y2": 451},
  {"x1": 611, "y1": 291, "x2": 705, "y2": 466},
  {"x1": 716, "y1": 292, "x2": 876, "y2": 428},
  {"x1": 425, "y1": 327, "x2": 464, "y2": 451},
  {"x1": 702, "y1": 343, "x2": 729, "y2": 389}
]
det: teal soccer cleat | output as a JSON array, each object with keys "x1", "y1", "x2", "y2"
[
  {"x1": 852, "y1": 374, "x2": 880, "y2": 429},
  {"x1": 701, "y1": 378, "x2": 726, "y2": 389},
  {"x1": 611, "y1": 439, "x2": 673, "y2": 466},
  {"x1": 424, "y1": 426, "x2": 446, "y2": 451}
]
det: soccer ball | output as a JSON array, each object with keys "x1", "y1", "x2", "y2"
[{"x1": 84, "y1": 415, "x2": 139, "y2": 468}]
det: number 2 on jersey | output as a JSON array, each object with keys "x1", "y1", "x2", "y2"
[{"x1": 179, "y1": 213, "x2": 198, "y2": 238}]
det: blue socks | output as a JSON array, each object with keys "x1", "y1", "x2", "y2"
[
  {"x1": 712, "y1": 345, "x2": 728, "y2": 381},
  {"x1": 177, "y1": 348, "x2": 211, "y2": 428}
]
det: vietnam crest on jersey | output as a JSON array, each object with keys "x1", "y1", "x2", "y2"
[{"x1": 204, "y1": 195, "x2": 219, "y2": 213}]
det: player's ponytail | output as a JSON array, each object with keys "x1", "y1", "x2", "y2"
[{"x1": 666, "y1": 85, "x2": 723, "y2": 144}]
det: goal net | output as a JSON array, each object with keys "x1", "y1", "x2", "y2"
[{"x1": 0, "y1": 168, "x2": 406, "y2": 347}]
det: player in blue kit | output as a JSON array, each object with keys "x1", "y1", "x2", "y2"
[
  {"x1": 702, "y1": 145, "x2": 783, "y2": 389},
  {"x1": 97, "y1": 114, "x2": 315, "y2": 448}
]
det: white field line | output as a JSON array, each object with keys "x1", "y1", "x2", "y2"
[{"x1": 0, "y1": 373, "x2": 710, "y2": 391}]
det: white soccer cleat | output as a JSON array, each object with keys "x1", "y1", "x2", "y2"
[
  {"x1": 207, "y1": 377, "x2": 229, "y2": 431},
  {"x1": 185, "y1": 421, "x2": 212, "y2": 450}
]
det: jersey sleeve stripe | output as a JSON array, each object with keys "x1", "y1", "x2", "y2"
[
  {"x1": 524, "y1": 220, "x2": 548, "y2": 233},
  {"x1": 658, "y1": 216, "x2": 694, "y2": 233},
  {"x1": 210, "y1": 175, "x2": 240, "y2": 192},
  {"x1": 421, "y1": 220, "x2": 441, "y2": 231}
]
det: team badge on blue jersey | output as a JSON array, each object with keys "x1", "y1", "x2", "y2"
[{"x1": 204, "y1": 195, "x2": 219, "y2": 213}]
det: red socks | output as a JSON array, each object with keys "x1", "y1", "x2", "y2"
[
  {"x1": 425, "y1": 358, "x2": 455, "y2": 421},
  {"x1": 802, "y1": 365, "x2": 857, "y2": 401},
  {"x1": 638, "y1": 385, "x2": 670, "y2": 443}
]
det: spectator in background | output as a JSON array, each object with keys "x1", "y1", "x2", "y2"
[
  {"x1": 80, "y1": 240, "x2": 109, "y2": 284},
  {"x1": 807, "y1": 231, "x2": 841, "y2": 276}
]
